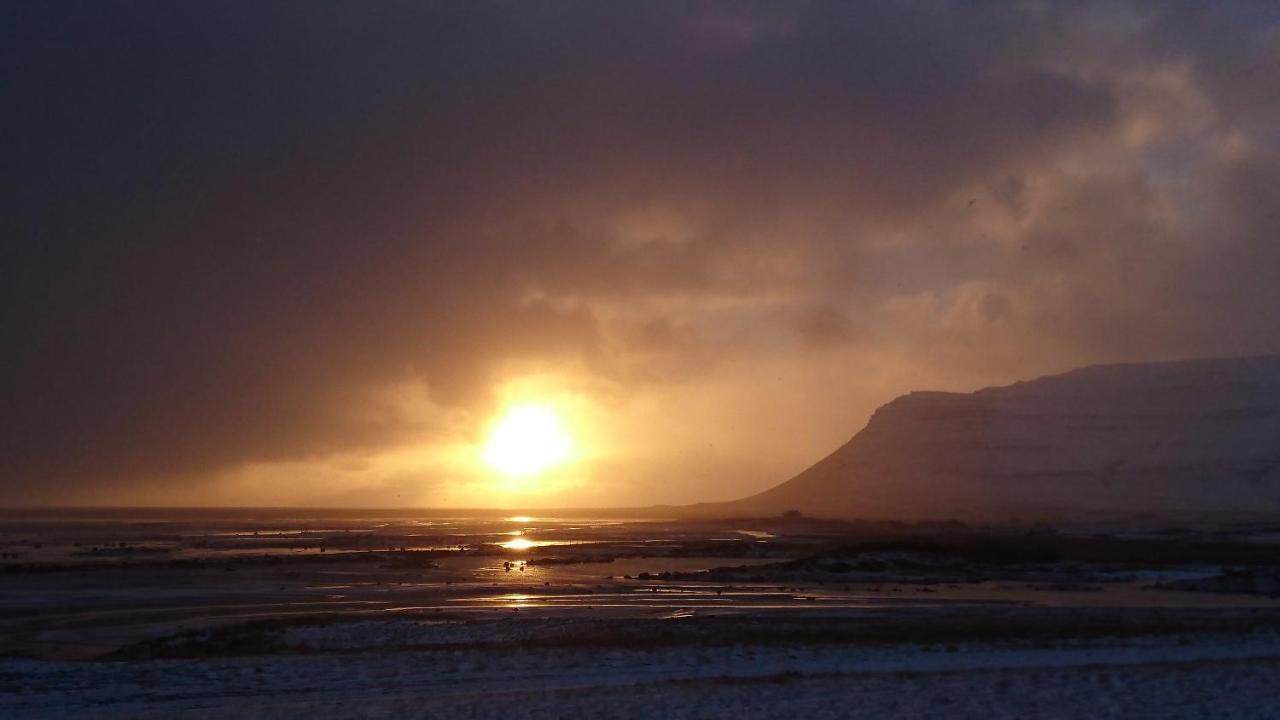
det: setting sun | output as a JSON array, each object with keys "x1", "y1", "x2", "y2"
[{"x1": 482, "y1": 404, "x2": 573, "y2": 477}]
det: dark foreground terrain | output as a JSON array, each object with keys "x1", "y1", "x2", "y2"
[{"x1": 3, "y1": 510, "x2": 1280, "y2": 718}]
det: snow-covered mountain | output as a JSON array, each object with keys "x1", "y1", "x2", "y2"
[{"x1": 702, "y1": 356, "x2": 1280, "y2": 521}]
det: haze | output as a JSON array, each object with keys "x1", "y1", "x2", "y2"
[{"x1": 4, "y1": 2, "x2": 1280, "y2": 508}]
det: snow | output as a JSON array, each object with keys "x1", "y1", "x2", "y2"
[
  {"x1": 4, "y1": 632, "x2": 1280, "y2": 718},
  {"x1": 733, "y1": 355, "x2": 1280, "y2": 520}
]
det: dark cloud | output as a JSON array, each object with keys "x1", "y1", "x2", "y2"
[
  {"x1": 795, "y1": 305, "x2": 859, "y2": 348},
  {"x1": 2, "y1": 1, "x2": 1278, "y2": 502}
]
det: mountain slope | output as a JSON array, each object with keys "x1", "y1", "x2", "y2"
[{"x1": 697, "y1": 355, "x2": 1280, "y2": 521}]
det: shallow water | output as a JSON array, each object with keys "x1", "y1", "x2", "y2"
[{"x1": 3, "y1": 509, "x2": 1279, "y2": 660}]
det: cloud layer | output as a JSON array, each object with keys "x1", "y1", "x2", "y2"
[{"x1": 3, "y1": 1, "x2": 1279, "y2": 505}]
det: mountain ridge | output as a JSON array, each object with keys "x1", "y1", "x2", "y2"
[{"x1": 682, "y1": 354, "x2": 1280, "y2": 521}]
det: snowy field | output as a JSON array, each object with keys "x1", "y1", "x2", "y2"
[
  {"x1": 5, "y1": 511, "x2": 1280, "y2": 717},
  {"x1": 5, "y1": 630, "x2": 1280, "y2": 719}
]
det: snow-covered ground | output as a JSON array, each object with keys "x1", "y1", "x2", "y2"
[
  {"x1": 5, "y1": 510, "x2": 1280, "y2": 717},
  {"x1": 5, "y1": 631, "x2": 1280, "y2": 719}
]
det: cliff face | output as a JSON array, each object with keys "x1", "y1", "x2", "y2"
[{"x1": 712, "y1": 355, "x2": 1280, "y2": 521}]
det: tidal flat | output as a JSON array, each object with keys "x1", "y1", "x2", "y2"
[{"x1": 4, "y1": 509, "x2": 1280, "y2": 718}]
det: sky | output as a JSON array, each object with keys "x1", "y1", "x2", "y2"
[{"x1": 3, "y1": 1, "x2": 1280, "y2": 508}]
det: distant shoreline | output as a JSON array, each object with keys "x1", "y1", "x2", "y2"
[
  {"x1": 2, "y1": 505, "x2": 1279, "y2": 528},
  {"x1": 0, "y1": 505, "x2": 673, "y2": 520}
]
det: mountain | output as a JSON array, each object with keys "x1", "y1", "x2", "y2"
[{"x1": 693, "y1": 355, "x2": 1280, "y2": 522}]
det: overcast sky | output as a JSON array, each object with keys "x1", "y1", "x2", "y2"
[{"x1": 3, "y1": 1, "x2": 1279, "y2": 508}]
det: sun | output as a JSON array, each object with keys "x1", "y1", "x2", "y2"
[{"x1": 482, "y1": 404, "x2": 574, "y2": 477}]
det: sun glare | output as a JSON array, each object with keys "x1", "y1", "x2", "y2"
[{"x1": 482, "y1": 404, "x2": 573, "y2": 477}]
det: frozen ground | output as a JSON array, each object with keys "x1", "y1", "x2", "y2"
[
  {"x1": 4, "y1": 629, "x2": 1280, "y2": 719},
  {"x1": 5, "y1": 511, "x2": 1280, "y2": 717}
]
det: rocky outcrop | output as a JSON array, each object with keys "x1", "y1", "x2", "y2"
[{"x1": 703, "y1": 356, "x2": 1280, "y2": 521}]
